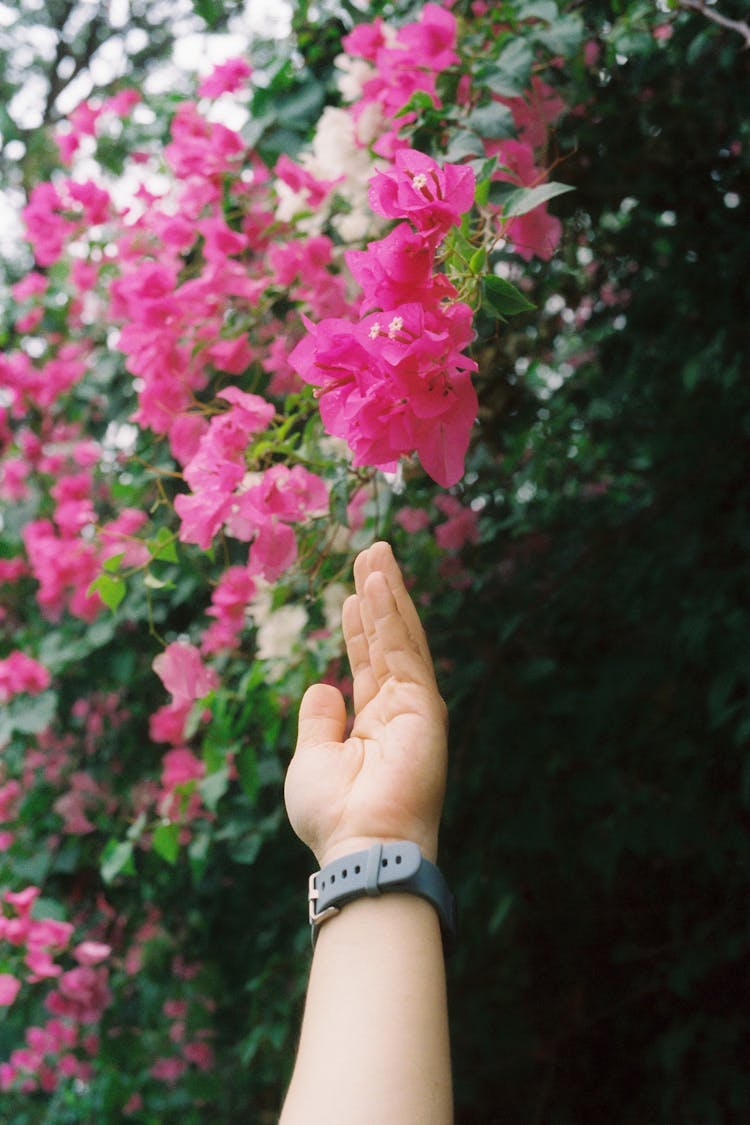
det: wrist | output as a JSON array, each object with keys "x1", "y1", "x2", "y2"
[
  {"x1": 308, "y1": 839, "x2": 456, "y2": 955},
  {"x1": 317, "y1": 831, "x2": 439, "y2": 871}
]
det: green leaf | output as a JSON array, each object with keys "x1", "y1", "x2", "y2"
[
  {"x1": 395, "y1": 90, "x2": 437, "y2": 118},
  {"x1": 87, "y1": 573, "x2": 126, "y2": 612},
  {"x1": 101, "y1": 839, "x2": 135, "y2": 883},
  {"x1": 519, "y1": 0, "x2": 558, "y2": 21},
  {"x1": 199, "y1": 768, "x2": 230, "y2": 813},
  {"x1": 148, "y1": 526, "x2": 178, "y2": 563},
  {"x1": 533, "y1": 13, "x2": 584, "y2": 54},
  {"x1": 469, "y1": 247, "x2": 487, "y2": 274},
  {"x1": 7, "y1": 690, "x2": 57, "y2": 736},
  {"x1": 443, "y1": 129, "x2": 484, "y2": 162},
  {"x1": 194, "y1": 0, "x2": 223, "y2": 27},
  {"x1": 482, "y1": 275, "x2": 536, "y2": 316},
  {"x1": 103, "y1": 552, "x2": 125, "y2": 573},
  {"x1": 152, "y1": 822, "x2": 180, "y2": 865},
  {"x1": 479, "y1": 40, "x2": 534, "y2": 96},
  {"x1": 501, "y1": 181, "x2": 575, "y2": 218},
  {"x1": 466, "y1": 101, "x2": 515, "y2": 140}
]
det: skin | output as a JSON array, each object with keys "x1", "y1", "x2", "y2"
[{"x1": 280, "y1": 541, "x2": 453, "y2": 1125}]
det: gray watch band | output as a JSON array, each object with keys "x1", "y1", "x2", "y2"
[{"x1": 308, "y1": 841, "x2": 457, "y2": 954}]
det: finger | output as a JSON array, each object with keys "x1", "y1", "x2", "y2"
[
  {"x1": 358, "y1": 542, "x2": 437, "y2": 686},
  {"x1": 353, "y1": 551, "x2": 390, "y2": 688},
  {"x1": 295, "y1": 683, "x2": 346, "y2": 752},
  {"x1": 364, "y1": 569, "x2": 437, "y2": 688},
  {"x1": 342, "y1": 594, "x2": 378, "y2": 712}
]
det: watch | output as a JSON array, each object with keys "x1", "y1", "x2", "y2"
[{"x1": 308, "y1": 840, "x2": 457, "y2": 954}]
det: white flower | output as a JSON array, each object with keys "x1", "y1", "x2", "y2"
[
  {"x1": 321, "y1": 583, "x2": 349, "y2": 634},
  {"x1": 335, "y1": 55, "x2": 375, "y2": 103},
  {"x1": 256, "y1": 604, "x2": 308, "y2": 663}
]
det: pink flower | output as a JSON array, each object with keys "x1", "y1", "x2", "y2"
[
  {"x1": 435, "y1": 494, "x2": 480, "y2": 551},
  {"x1": 0, "y1": 651, "x2": 51, "y2": 702},
  {"x1": 102, "y1": 88, "x2": 141, "y2": 117},
  {"x1": 198, "y1": 57, "x2": 252, "y2": 99},
  {"x1": 152, "y1": 642, "x2": 219, "y2": 705},
  {"x1": 161, "y1": 746, "x2": 205, "y2": 789},
  {"x1": 183, "y1": 1040, "x2": 215, "y2": 1070},
  {"x1": 69, "y1": 100, "x2": 102, "y2": 137},
  {"x1": 0, "y1": 974, "x2": 21, "y2": 1006},
  {"x1": 290, "y1": 302, "x2": 478, "y2": 487},
  {"x1": 346, "y1": 223, "x2": 456, "y2": 314},
  {"x1": 150, "y1": 1056, "x2": 187, "y2": 1084},
  {"x1": 205, "y1": 336, "x2": 254, "y2": 374},
  {"x1": 73, "y1": 941, "x2": 111, "y2": 966},
  {"x1": 342, "y1": 17, "x2": 389, "y2": 60},
  {"x1": 368, "y1": 149, "x2": 475, "y2": 242},
  {"x1": 11, "y1": 272, "x2": 48, "y2": 301},
  {"x1": 202, "y1": 566, "x2": 257, "y2": 654},
  {"x1": 275, "y1": 154, "x2": 341, "y2": 209},
  {"x1": 149, "y1": 701, "x2": 193, "y2": 745},
  {"x1": 499, "y1": 77, "x2": 566, "y2": 150},
  {"x1": 165, "y1": 102, "x2": 245, "y2": 181},
  {"x1": 395, "y1": 507, "x2": 431, "y2": 533},
  {"x1": 396, "y1": 3, "x2": 458, "y2": 71},
  {"x1": 5, "y1": 886, "x2": 40, "y2": 914},
  {"x1": 489, "y1": 139, "x2": 563, "y2": 261}
]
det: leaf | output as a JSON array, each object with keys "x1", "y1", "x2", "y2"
[
  {"x1": 443, "y1": 129, "x2": 484, "y2": 162},
  {"x1": 533, "y1": 13, "x2": 584, "y2": 54},
  {"x1": 152, "y1": 822, "x2": 180, "y2": 865},
  {"x1": 143, "y1": 572, "x2": 174, "y2": 590},
  {"x1": 483, "y1": 275, "x2": 536, "y2": 316},
  {"x1": 87, "y1": 573, "x2": 126, "y2": 612},
  {"x1": 466, "y1": 101, "x2": 515, "y2": 140},
  {"x1": 194, "y1": 0, "x2": 223, "y2": 28},
  {"x1": 101, "y1": 839, "x2": 135, "y2": 884},
  {"x1": 102, "y1": 552, "x2": 125, "y2": 573},
  {"x1": 7, "y1": 690, "x2": 57, "y2": 736},
  {"x1": 199, "y1": 768, "x2": 230, "y2": 812},
  {"x1": 478, "y1": 40, "x2": 534, "y2": 96},
  {"x1": 500, "y1": 181, "x2": 575, "y2": 218},
  {"x1": 395, "y1": 90, "x2": 437, "y2": 118},
  {"x1": 469, "y1": 247, "x2": 487, "y2": 273},
  {"x1": 148, "y1": 527, "x2": 178, "y2": 563},
  {"x1": 519, "y1": 0, "x2": 558, "y2": 21}
]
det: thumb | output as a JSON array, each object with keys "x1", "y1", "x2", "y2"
[{"x1": 295, "y1": 683, "x2": 347, "y2": 752}]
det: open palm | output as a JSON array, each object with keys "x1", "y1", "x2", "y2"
[{"x1": 284, "y1": 542, "x2": 448, "y2": 869}]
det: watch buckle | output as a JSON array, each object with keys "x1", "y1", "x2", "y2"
[{"x1": 308, "y1": 872, "x2": 341, "y2": 926}]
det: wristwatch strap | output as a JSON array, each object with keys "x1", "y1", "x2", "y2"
[{"x1": 308, "y1": 840, "x2": 457, "y2": 954}]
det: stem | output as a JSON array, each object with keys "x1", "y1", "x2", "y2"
[{"x1": 676, "y1": 0, "x2": 750, "y2": 48}]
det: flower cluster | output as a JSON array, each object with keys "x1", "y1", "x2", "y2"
[
  {"x1": 0, "y1": 887, "x2": 112, "y2": 1093},
  {"x1": 291, "y1": 150, "x2": 478, "y2": 487}
]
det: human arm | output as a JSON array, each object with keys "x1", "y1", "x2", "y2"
[{"x1": 280, "y1": 541, "x2": 453, "y2": 1125}]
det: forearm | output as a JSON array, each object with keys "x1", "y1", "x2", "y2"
[{"x1": 280, "y1": 893, "x2": 453, "y2": 1125}]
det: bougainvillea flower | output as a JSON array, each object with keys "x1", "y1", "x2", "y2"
[
  {"x1": 345, "y1": 222, "x2": 456, "y2": 313},
  {"x1": 198, "y1": 57, "x2": 252, "y2": 99},
  {"x1": 368, "y1": 148, "x2": 475, "y2": 241},
  {"x1": 152, "y1": 642, "x2": 219, "y2": 704}
]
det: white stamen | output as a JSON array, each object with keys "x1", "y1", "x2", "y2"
[
  {"x1": 387, "y1": 316, "x2": 404, "y2": 339},
  {"x1": 412, "y1": 173, "x2": 428, "y2": 190},
  {"x1": 368, "y1": 321, "x2": 382, "y2": 339}
]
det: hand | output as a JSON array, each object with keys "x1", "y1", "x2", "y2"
[{"x1": 284, "y1": 541, "x2": 448, "y2": 869}]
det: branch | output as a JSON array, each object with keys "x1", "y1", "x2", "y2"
[{"x1": 675, "y1": 0, "x2": 750, "y2": 48}]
